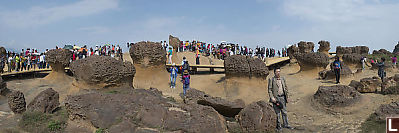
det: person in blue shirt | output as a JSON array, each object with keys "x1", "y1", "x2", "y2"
[
  {"x1": 169, "y1": 63, "x2": 178, "y2": 88},
  {"x1": 332, "y1": 56, "x2": 343, "y2": 84}
]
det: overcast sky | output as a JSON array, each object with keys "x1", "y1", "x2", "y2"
[{"x1": 0, "y1": 0, "x2": 398, "y2": 52}]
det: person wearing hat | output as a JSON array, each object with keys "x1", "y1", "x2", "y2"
[
  {"x1": 169, "y1": 63, "x2": 178, "y2": 88},
  {"x1": 268, "y1": 67, "x2": 293, "y2": 130},
  {"x1": 182, "y1": 70, "x2": 190, "y2": 97}
]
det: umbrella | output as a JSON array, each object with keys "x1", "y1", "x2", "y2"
[
  {"x1": 63, "y1": 45, "x2": 73, "y2": 49},
  {"x1": 73, "y1": 45, "x2": 81, "y2": 49},
  {"x1": 104, "y1": 44, "x2": 111, "y2": 46}
]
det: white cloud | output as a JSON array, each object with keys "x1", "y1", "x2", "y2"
[
  {"x1": 283, "y1": 0, "x2": 399, "y2": 23},
  {"x1": 0, "y1": 0, "x2": 118, "y2": 28},
  {"x1": 281, "y1": 0, "x2": 399, "y2": 51}
]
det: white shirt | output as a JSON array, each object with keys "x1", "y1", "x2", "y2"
[{"x1": 40, "y1": 55, "x2": 45, "y2": 62}]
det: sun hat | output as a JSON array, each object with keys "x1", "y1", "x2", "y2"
[{"x1": 183, "y1": 70, "x2": 189, "y2": 74}]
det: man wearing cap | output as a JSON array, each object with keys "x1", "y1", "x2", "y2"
[{"x1": 268, "y1": 67, "x2": 293, "y2": 130}]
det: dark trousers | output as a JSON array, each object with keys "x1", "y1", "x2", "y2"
[
  {"x1": 273, "y1": 95, "x2": 289, "y2": 128},
  {"x1": 196, "y1": 57, "x2": 200, "y2": 65},
  {"x1": 334, "y1": 69, "x2": 340, "y2": 83}
]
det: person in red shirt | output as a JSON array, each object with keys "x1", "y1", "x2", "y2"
[{"x1": 72, "y1": 52, "x2": 76, "y2": 61}]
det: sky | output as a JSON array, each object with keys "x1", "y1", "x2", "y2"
[{"x1": 0, "y1": 0, "x2": 398, "y2": 53}]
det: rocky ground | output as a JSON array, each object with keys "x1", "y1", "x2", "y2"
[{"x1": 0, "y1": 51, "x2": 398, "y2": 132}]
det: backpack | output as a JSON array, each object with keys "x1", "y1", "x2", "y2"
[
  {"x1": 184, "y1": 76, "x2": 190, "y2": 85},
  {"x1": 183, "y1": 61, "x2": 190, "y2": 70}
]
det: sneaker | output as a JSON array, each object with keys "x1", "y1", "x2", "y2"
[
  {"x1": 283, "y1": 125, "x2": 294, "y2": 129},
  {"x1": 276, "y1": 126, "x2": 282, "y2": 131}
]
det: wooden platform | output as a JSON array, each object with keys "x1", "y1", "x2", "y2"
[
  {"x1": 1, "y1": 68, "x2": 70, "y2": 77},
  {"x1": 0, "y1": 57, "x2": 290, "y2": 77},
  {"x1": 166, "y1": 57, "x2": 290, "y2": 72},
  {"x1": 265, "y1": 57, "x2": 290, "y2": 67},
  {"x1": 165, "y1": 64, "x2": 224, "y2": 68}
]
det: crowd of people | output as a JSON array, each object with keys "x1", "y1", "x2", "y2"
[
  {"x1": 1, "y1": 49, "x2": 50, "y2": 73},
  {"x1": 159, "y1": 40, "x2": 289, "y2": 67},
  {"x1": 0, "y1": 44, "x2": 123, "y2": 73},
  {"x1": 168, "y1": 40, "x2": 289, "y2": 61}
]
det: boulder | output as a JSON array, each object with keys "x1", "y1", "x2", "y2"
[
  {"x1": 225, "y1": 55, "x2": 250, "y2": 78},
  {"x1": 349, "y1": 78, "x2": 380, "y2": 93},
  {"x1": 298, "y1": 41, "x2": 314, "y2": 53},
  {"x1": 382, "y1": 76, "x2": 397, "y2": 90},
  {"x1": 393, "y1": 42, "x2": 399, "y2": 54},
  {"x1": 287, "y1": 45, "x2": 299, "y2": 59},
  {"x1": 313, "y1": 85, "x2": 361, "y2": 107},
  {"x1": 108, "y1": 120, "x2": 137, "y2": 133},
  {"x1": 373, "y1": 101, "x2": 399, "y2": 121},
  {"x1": 336, "y1": 46, "x2": 369, "y2": 55},
  {"x1": 27, "y1": 88, "x2": 59, "y2": 113},
  {"x1": 382, "y1": 86, "x2": 399, "y2": 95},
  {"x1": 336, "y1": 46, "x2": 353, "y2": 55},
  {"x1": 247, "y1": 56, "x2": 269, "y2": 78},
  {"x1": 349, "y1": 77, "x2": 384, "y2": 93},
  {"x1": 7, "y1": 91, "x2": 26, "y2": 114},
  {"x1": 169, "y1": 35, "x2": 181, "y2": 50},
  {"x1": 224, "y1": 55, "x2": 268, "y2": 79},
  {"x1": 184, "y1": 88, "x2": 245, "y2": 117},
  {"x1": 236, "y1": 101, "x2": 276, "y2": 132},
  {"x1": 317, "y1": 40, "x2": 330, "y2": 55},
  {"x1": 65, "y1": 88, "x2": 227, "y2": 132},
  {"x1": 70, "y1": 56, "x2": 135, "y2": 88},
  {"x1": 294, "y1": 52, "x2": 329, "y2": 71},
  {"x1": 372, "y1": 49, "x2": 391, "y2": 55},
  {"x1": 357, "y1": 77, "x2": 381, "y2": 93},
  {"x1": 342, "y1": 54, "x2": 363, "y2": 65},
  {"x1": 45, "y1": 49, "x2": 73, "y2": 72},
  {"x1": 318, "y1": 66, "x2": 352, "y2": 80},
  {"x1": 352, "y1": 46, "x2": 369, "y2": 55},
  {"x1": 129, "y1": 41, "x2": 166, "y2": 67}
]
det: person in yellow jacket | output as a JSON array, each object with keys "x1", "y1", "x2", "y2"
[
  {"x1": 15, "y1": 55, "x2": 20, "y2": 72},
  {"x1": 20, "y1": 55, "x2": 26, "y2": 71}
]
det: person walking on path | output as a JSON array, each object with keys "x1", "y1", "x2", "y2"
[
  {"x1": 332, "y1": 56, "x2": 343, "y2": 84},
  {"x1": 377, "y1": 57, "x2": 386, "y2": 82},
  {"x1": 392, "y1": 56, "x2": 397, "y2": 67},
  {"x1": 169, "y1": 63, "x2": 178, "y2": 89},
  {"x1": 361, "y1": 56, "x2": 367, "y2": 70},
  {"x1": 268, "y1": 67, "x2": 294, "y2": 131},
  {"x1": 182, "y1": 70, "x2": 190, "y2": 98}
]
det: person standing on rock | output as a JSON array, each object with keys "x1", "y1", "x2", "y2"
[
  {"x1": 170, "y1": 63, "x2": 178, "y2": 89},
  {"x1": 268, "y1": 67, "x2": 294, "y2": 130},
  {"x1": 168, "y1": 47, "x2": 173, "y2": 64},
  {"x1": 332, "y1": 56, "x2": 343, "y2": 84}
]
